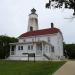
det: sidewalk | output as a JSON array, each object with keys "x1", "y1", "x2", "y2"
[{"x1": 53, "y1": 61, "x2": 75, "y2": 75}]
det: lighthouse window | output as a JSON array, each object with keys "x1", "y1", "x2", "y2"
[{"x1": 30, "y1": 26, "x2": 33, "y2": 31}]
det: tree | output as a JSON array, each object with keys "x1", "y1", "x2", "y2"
[
  {"x1": 63, "y1": 43, "x2": 75, "y2": 59},
  {"x1": 45, "y1": 0, "x2": 75, "y2": 15},
  {"x1": 0, "y1": 35, "x2": 18, "y2": 59}
]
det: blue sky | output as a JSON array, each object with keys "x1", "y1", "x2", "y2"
[{"x1": 0, "y1": 0, "x2": 75, "y2": 44}]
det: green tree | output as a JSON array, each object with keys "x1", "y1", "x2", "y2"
[
  {"x1": 45, "y1": 0, "x2": 75, "y2": 15},
  {"x1": 64, "y1": 43, "x2": 75, "y2": 59},
  {"x1": 0, "y1": 35, "x2": 18, "y2": 59}
]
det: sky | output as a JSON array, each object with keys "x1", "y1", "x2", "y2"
[{"x1": 0, "y1": 0, "x2": 75, "y2": 44}]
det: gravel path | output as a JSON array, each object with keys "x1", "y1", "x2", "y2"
[{"x1": 53, "y1": 61, "x2": 75, "y2": 75}]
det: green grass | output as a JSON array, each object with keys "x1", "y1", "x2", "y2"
[{"x1": 0, "y1": 60, "x2": 66, "y2": 75}]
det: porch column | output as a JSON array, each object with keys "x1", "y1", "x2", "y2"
[
  {"x1": 42, "y1": 42, "x2": 44, "y2": 56},
  {"x1": 10, "y1": 45, "x2": 12, "y2": 55},
  {"x1": 34, "y1": 43, "x2": 36, "y2": 56}
]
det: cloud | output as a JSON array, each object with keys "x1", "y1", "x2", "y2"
[{"x1": 0, "y1": 0, "x2": 75, "y2": 43}]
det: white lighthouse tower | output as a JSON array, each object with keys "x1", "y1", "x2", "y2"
[{"x1": 27, "y1": 8, "x2": 38, "y2": 32}]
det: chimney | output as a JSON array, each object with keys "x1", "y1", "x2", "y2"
[{"x1": 51, "y1": 23, "x2": 54, "y2": 28}]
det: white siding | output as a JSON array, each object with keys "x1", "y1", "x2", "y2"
[{"x1": 9, "y1": 32, "x2": 64, "y2": 60}]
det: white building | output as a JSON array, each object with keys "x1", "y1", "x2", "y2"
[{"x1": 8, "y1": 8, "x2": 64, "y2": 61}]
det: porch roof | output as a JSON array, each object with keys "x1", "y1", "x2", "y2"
[{"x1": 10, "y1": 41, "x2": 53, "y2": 46}]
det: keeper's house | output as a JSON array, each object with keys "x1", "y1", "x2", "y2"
[{"x1": 8, "y1": 8, "x2": 64, "y2": 60}]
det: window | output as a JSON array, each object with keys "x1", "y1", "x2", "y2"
[
  {"x1": 30, "y1": 26, "x2": 33, "y2": 31},
  {"x1": 11, "y1": 46, "x2": 15, "y2": 51},
  {"x1": 23, "y1": 40, "x2": 25, "y2": 42},
  {"x1": 18, "y1": 46, "x2": 20, "y2": 50},
  {"x1": 31, "y1": 45, "x2": 33, "y2": 50},
  {"x1": 37, "y1": 43, "x2": 42, "y2": 50},
  {"x1": 32, "y1": 39, "x2": 34, "y2": 42},
  {"x1": 28, "y1": 45, "x2": 30, "y2": 50},
  {"x1": 51, "y1": 46, "x2": 54, "y2": 52},
  {"x1": 11, "y1": 46, "x2": 15, "y2": 55},
  {"x1": 36, "y1": 43, "x2": 42, "y2": 55},
  {"x1": 18, "y1": 46, "x2": 23, "y2": 50},
  {"x1": 21, "y1": 46, "x2": 23, "y2": 50},
  {"x1": 48, "y1": 37, "x2": 50, "y2": 43},
  {"x1": 46, "y1": 46, "x2": 48, "y2": 51},
  {"x1": 28, "y1": 45, "x2": 33, "y2": 50}
]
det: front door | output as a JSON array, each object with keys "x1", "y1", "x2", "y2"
[{"x1": 36, "y1": 43, "x2": 42, "y2": 55}]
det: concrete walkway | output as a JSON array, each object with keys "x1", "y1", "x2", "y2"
[{"x1": 53, "y1": 61, "x2": 75, "y2": 75}]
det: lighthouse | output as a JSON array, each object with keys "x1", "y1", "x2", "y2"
[{"x1": 27, "y1": 8, "x2": 38, "y2": 32}]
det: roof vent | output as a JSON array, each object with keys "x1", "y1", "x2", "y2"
[{"x1": 51, "y1": 23, "x2": 54, "y2": 28}]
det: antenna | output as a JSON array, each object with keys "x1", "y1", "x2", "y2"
[
  {"x1": 64, "y1": 15, "x2": 75, "y2": 22},
  {"x1": 64, "y1": 15, "x2": 75, "y2": 19}
]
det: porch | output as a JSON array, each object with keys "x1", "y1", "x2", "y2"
[{"x1": 9, "y1": 41, "x2": 53, "y2": 60}]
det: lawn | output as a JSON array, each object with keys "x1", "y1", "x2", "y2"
[{"x1": 0, "y1": 60, "x2": 65, "y2": 75}]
